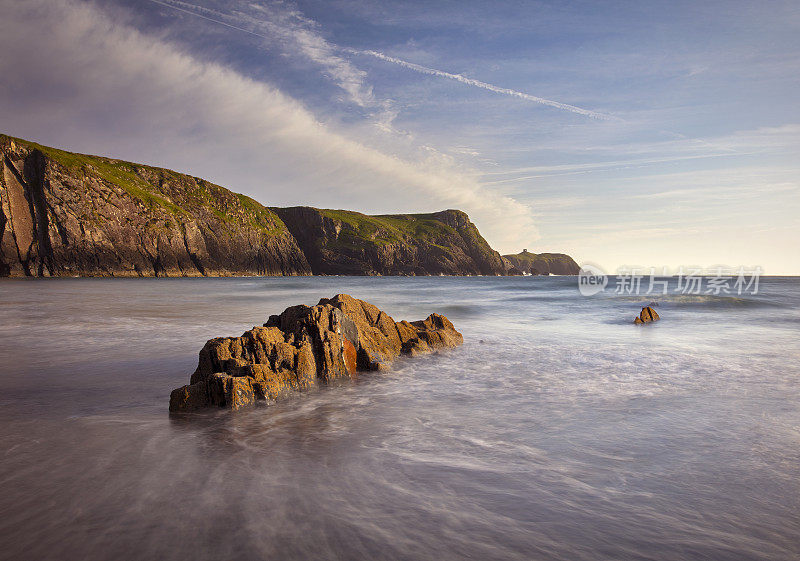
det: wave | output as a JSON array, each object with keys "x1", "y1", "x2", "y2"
[{"x1": 614, "y1": 293, "x2": 783, "y2": 310}]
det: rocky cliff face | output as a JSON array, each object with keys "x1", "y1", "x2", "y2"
[
  {"x1": 502, "y1": 250, "x2": 581, "y2": 275},
  {"x1": 0, "y1": 133, "x2": 520, "y2": 277},
  {"x1": 0, "y1": 135, "x2": 310, "y2": 277},
  {"x1": 273, "y1": 207, "x2": 507, "y2": 276}
]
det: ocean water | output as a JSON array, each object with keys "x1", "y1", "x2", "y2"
[{"x1": 0, "y1": 276, "x2": 798, "y2": 561}]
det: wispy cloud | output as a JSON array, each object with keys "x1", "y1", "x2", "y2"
[
  {"x1": 149, "y1": 0, "x2": 379, "y2": 109},
  {"x1": 148, "y1": 0, "x2": 614, "y2": 123},
  {"x1": 0, "y1": 0, "x2": 538, "y2": 252},
  {"x1": 347, "y1": 49, "x2": 617, "y2": 121},
  {"x1": 478, "y1": 153, "x2": 747, "y2": 184}
]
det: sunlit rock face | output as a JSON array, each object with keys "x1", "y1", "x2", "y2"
[
  {"x1": 0, "y1": 135, "x2": 312, "y2": 278},
  {"x1": 169, "y1": 294, "x2": 463, "y2": 412},
  {"x1": 634, "y1": 306, "x2": 660, "y2": 324}
]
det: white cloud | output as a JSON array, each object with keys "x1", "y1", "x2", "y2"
[
  {"x1": 0, "y1": 0, "x2": 538, "y2": 252},
  {"x1": 151, "y1": 0, "x2": 380, "y2": 110}
]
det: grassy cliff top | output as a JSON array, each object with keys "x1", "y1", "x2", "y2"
[
  {"x1": 0, "y1": 133, "x2": 499, "y2": 253},
  {"x1": 502, "y1": 250, "x2": 580, "y2": 275},
  {"x1": 503, "y1": 251, "x2": 573, "y2": 263},
  {"x1": 1, "y1": 134, "x2": 287, "y2": 236},
  {"x1": 317, "y1": 209, "x2": 460, "y2": 246}
]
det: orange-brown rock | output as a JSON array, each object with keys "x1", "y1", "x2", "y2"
[
  {"x1": 634, "y1": 306, "x2": 660, "y2": 324},
  {"x1": 317, "y1": 294, "x2": 402, "y2": 370},
  {"x1": 169, "y1": 294, "x2": 463, "y2": 412},
  {"x1": 342, "y1": 339, "x2": 357, "y2": 376},
  {"x1": 398, "y1": 314, "x2": 464, "y2": 356}
]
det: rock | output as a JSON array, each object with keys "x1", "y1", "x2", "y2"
[
  {"x1": 318, "y1": 294, "x2": 402, "y2": 370},
  {"x1": 634, "y1": 306, "x2": 660, "y2": 324},
  {"x1": 398, "y1": 314, "x2": 463, "y2": 356},
  {"x1": 225, "y1": 375, "x2": 256, "y2": 411},
  {"x1": 169, "y1": 294, "x2": 463, "y2": 412},
  {"x1": 168, "y1": 380, "x2": 209, "y2": 412},
  {"x1": 342, "y1": 338, "x2": 358, "y2": 376}
]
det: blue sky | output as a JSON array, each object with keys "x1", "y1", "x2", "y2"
[{"x1": 1, "y1": 0, "x2": 798, "y2": 272}]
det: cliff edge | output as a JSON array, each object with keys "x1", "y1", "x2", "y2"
[
  {"x1": 0, "y1": 135, "x2": 310, "y2": 277},
  {"x1": 273, "y1": 207, "x2": 506, "y2": 276},
  {"x1": 0, "y1": 133, "x2": 563, "y2": 278}
]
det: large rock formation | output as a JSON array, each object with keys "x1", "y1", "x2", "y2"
[
  {"x1": 502, "y1": 249, "x2": 580, "y2": 275},
  {"x1": 0, "y1": 135, "x2": 310, "y2": 277},
  {"x1": 273, "y1": 207, "x2": 506, "y2": 276},
  {"x1": 0, "y1": 134, "x2": 511, "y2": 277},
  {"x1": 169, "y1": 295, "x2": 463, "y2": 411}
]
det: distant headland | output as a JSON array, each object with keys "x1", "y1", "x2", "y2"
[
  {"x1": 1, "y1": 134, "x2": 578, "y2": 278},
  {"x1": 502, "y1": 249, "x2": 580, "y2": 276}
]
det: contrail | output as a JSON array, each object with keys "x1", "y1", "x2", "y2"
[
  {"x1": 349, "y1": 49, "x2": 614, "y2": 120},
  {"x1": 147, "y1": 0, "x2": 269, "y2": 39},
  {"x1": 147, "y1": 0, "x2": 612, "y2": 120}
]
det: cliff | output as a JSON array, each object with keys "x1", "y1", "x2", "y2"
[
  {"x1": 0, "y1": 135, "x2": 310, "y2": 277},
  {"x1": 502, "y1": 250, "x2": 580, "y2": 275},
  {"x1": 273, "y1": 207, "x2": 506, "y2": 276},
  {"x1": 0, "y1": 134, "x2": 507, "y2": 277}
]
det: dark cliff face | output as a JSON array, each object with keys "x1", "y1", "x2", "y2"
[
  {"x1": 0, "y1": 135, "x2": 310, "y2": 277},
  {"x1": 502, "y1": 251, "x2": 581, "y2": 275},
  {"x1": 273, "y1": 207, "x2": 507, "y2": 276},
  {"x1": 0, "y1": 134, "x2": 514, "y2": 277}
]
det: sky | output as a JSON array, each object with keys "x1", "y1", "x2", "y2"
[{"x1": 0, "y1": 0, "x2": 798, "y2": 273}]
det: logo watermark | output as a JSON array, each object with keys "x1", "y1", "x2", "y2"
[
  {"x1": 577, "y1": 265, "x2": 763, "y2": 296},
  {"x1": 578, "y1": 263, "x2": 608, "y2": 296}
]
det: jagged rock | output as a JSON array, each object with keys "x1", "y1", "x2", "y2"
[
  {"x1": 634, "y1": 306, "x2": 660, "y2": 324},
  {"x1": 397, "y1": 314, "x2": 463, "y2": 356},
  {"x1": 169, "y1": 294, "x2": 463, "y2": 412},
  {"x1": 317, "y1": 294, "x2": 402, "y2": 370}
]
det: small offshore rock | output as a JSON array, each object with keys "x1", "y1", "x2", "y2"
[{"x1": 634, "y1": 306, "x2": 660, "y2": 324}]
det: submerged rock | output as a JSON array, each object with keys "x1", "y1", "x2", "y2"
[
  {"x1": 634, "y1": 306, "x2": 660, "y2": 324},
  {"x1": 169, "y1": 294, "x2": 463, "y2": 412}
]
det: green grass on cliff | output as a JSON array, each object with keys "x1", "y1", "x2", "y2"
[
  {"x1": 3, "y1": 135, "x2": 185, "y2": 215},
  {"x1": 504, "y1": 251, "x2": 538, "y2": 264},
  {"x1": 319, "y1": 210, "x2": 458, "y2": 248},
  {"x1": 236, "y1": 194, "x2": 287, "y2": 236},
  {"x1": 504, "y1": 251, "x2": 572, "y2": 264},
  {"x1": 2, "y1": 134, "x2": 287, "y2": 237},
  {"x1": 502, "y1": 250, "x2": 580, "y2": 274}
]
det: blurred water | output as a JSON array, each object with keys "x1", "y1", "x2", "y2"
[{"x1": 0, "y1": 276, "x2": 799, "y2": 560}]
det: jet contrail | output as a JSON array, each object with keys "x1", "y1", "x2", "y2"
[
  {"x1": 147, "y1": 0, "x2": 613, "y2": 120},
  {"x1": 348, "y1": 49, "x2": 614, "y2": 121},
  {"x1": 147, "y1": 0, "x2": 269, "y2": 39}
]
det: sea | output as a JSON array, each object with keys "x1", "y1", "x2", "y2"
[{"x1": 0, "y1": 276, "x2": 798, "y2": 560}]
